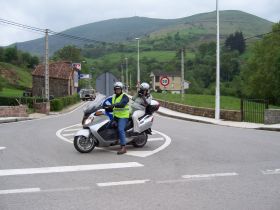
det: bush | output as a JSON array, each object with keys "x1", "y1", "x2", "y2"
[
  {"x1": 0, "y1": 96, "x2": 45, "y2": 108},
  {"x1": 50, "y1": 94, "x2": 80, "y2": 111},
  {"x1": 50, "y1": 99, "x2": 64, "y2": 111}
]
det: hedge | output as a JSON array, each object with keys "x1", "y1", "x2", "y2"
[
  {"x1": 50, "y1": 94, "x2": 80, "y2": 111},
  {"x1": 0, "y1": 94, "x2": 80, "y2": 112}
]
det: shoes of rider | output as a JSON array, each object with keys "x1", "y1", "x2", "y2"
[{"x1": 117, "y1": 146, "x2": 127, "y2": 155}]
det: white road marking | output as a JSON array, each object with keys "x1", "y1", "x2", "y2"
[
  {"x1": 56, "y1": 123, "x2": 81, "y2": 143},
  {"x1": 56, "y1": 124, "x2": 172, "y2": 158},
  {"x1": 0, "y1": 147, "x2": 6, "y2": 150},
  {"x1": 42, "y1": 186, "x2": 91, "y2": 193},
  {"x1": 262, "y1": 169, "x2": 280, "y2": 175},
  {"x1": 97, "y1": 179, "x2": 150, "y2": 187},
  {"x1": 126, "y1": 130, "x2": 171, "y2": 158},
  {"x1": 63, "y1": 128, "x2": 81, "y2": 132},
  {"x1": 182, "y1": 172, "x2": 238, "y2": 180},
  {"x1": 0, "y1": 162, "x2": 143, "y2": 177},
  {"x1": 0, "y1": 188, "x2": 41, "y2": 195},
  {"x1": 62, "y1": 133, "x2": 75, "y2": 137},
  {"x1": 148, "y1": 137, "x2": 164, "y2": 141}
]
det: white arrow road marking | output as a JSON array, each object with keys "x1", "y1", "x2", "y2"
[
  {"x1": 126, "y1": 130, "x2": 171, "y2": 158},
  {"x1": 0, "y1": 162, "x2": 143, "y2": 177},
  {"x1": 148, "y1": 137, "x2": 164, "y2": 141},
  {"x1": 63, "y1": 128, "x2": 81, "y2": 132},
  {"x1": 262, "y1": 169, "x2": 280, "y2": 175},
  {"x1": 62, "y1": 133, "x2": 75, "y2": 137},
  {"x1": 0, "y1": 188, "x2": 41, "y2": 195},
  {"x1": 182, "y1": 172, "x2": 239, "y2": 180},
  {"x1": 97, "y1": 179, "x2": 150, "y2": 187},
  {"x1": 56, "y1": 125, "x2": 171, "y2": 158},
  {"x1": 56, "y1": 124, "x2": 81, "y2": 143},
  {"x1": 0, "y1": 147, "x2": 6, "y2": 150}
]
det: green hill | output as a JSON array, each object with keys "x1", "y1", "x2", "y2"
[
  {"x1": 0, "y1": 62, "x2": 32, "y2": 96},
  {"x1": 14, "y1": 10, "x2": 274, "y2": 56}
]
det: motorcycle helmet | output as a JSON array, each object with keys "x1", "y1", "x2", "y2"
[
  {"x1": 140, "y1": 82, "x2": 150, "y2": 91},
  {"x1": 114, "y1": 81, "x2": 124, "y2": 90}
]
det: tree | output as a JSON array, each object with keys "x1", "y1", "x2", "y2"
[
  {"x1": 225, "y1": 31, "x2": 246, "y2": 54},
  {"x1": 53, "y1": 45, "x2": 82, "y2": 62},
  {"x1": 242, "y1": 23, "x2": 280, "y2": 104}
]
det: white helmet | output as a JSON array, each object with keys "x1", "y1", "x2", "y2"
[
  {"x1": 114, "y1": 81, "x2": 124, "y2": 90},
  {"x1": 140, "y1": 82, "x2": 150, "y2": 91}
]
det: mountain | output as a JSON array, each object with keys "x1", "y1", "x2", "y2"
[{"x1": 15, "y1": 10, "x2": 274, "y2": 56}]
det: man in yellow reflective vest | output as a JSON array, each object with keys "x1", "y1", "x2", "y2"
[{"x1": 109, "y1": 82, "x2": 130, "y2": 154}]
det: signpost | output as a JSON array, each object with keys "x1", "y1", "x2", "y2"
[{"x1": 160, "y1": 76, "x2": 169, "y2": 94}]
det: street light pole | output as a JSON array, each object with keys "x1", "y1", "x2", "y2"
[
  {"x1": 215, "y1": 0, "x2": 220, "y2": 120},
  {"x1": 125, "y1": 57, "x2": 128, "y2": 92},
  {"x1": 135, "y1": 38, "x2": 140, "y2": 91}
]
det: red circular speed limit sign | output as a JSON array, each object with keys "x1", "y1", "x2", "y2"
[{"x1": 160, "y1": 76, "x2": 170, "y2": 87}]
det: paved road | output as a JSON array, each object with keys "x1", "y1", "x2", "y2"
[{"x1": 1, "y1": 103, "x2": 280, "y2": 210}]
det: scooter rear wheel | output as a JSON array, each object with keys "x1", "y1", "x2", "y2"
[
  {"x1": 132, "y1": 133, "x2": 148, "y2": 148},
  {"x1": 74, "y1": 135, "x2": 95, "y2": 153}
]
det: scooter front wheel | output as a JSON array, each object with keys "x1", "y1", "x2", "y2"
[{"x1": 74, "y1": 135, "x2": 95, "y2": 153}]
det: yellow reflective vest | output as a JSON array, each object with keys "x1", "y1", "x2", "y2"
[{"x1": 112, "y1": 93, "x2": 130, "y2": 118}]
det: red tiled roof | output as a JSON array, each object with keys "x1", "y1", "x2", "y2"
[{"x1": 32, "y1": 61, "x2": 73, "y2": 80}]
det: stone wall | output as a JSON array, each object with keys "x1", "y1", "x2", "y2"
[
  {"x1": 157, "y1": 99, "x2": 241, "y2": 121},
  {"x1": 0, "y1": 105, "x2": 28, "y2": 117},
  {"x1": 32, "y1": 76, "x2": 70, "y2": 98},
  {"x1": 33, "y1": 102, "x2": 50, "y2": 114},
  {"x1": 265, "y1": 109, "x2": 280, "y2": 124}
]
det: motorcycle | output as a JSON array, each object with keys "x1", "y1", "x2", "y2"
[{"x1": 73, "y1": 100, "x2": 160, "y2": 153}]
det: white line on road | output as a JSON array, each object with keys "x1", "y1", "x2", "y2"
[
  {"x1": 0, "y1": 188, "x2": 41, "y2": 195},
  {"x1": 182, "y1": 172, "x2": 239, "y2": 180},
  {"x1": 0, "y1": 162, "x2": 144, "y2": 177},
  {"x1": 148, "y1": 137, "x2": 164, "y2": 141},
  {"x1": 56, "y1": 123, "x2": 81, "y2": 143},
  {"x1": 0, "y1": 147, "x2": 6, "y2": 150},
  {"x1": 97, "y1": 179, "x2": 150, "y2": 187},
  {"x1": 62, "y1": 133, "x2": 75, "y2": 137},
  {"x1": 63, "y1": 128, "x2": 81, "y2": 132},
  {"x1": 262, "y1": 169, "x2": 280, "y2": 175}
]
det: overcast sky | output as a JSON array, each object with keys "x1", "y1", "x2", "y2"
[{"x1": 0, "y1": 0, "x2": 279, "y2": 46}]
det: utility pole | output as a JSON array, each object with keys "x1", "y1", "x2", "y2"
[
  {"x1": 125, "y1": 57, "x2": 128, "y2": 92},
  {"x1": 45, "y1": 29, "x2": 49, "y2": 101},
  {"x1": 215, "y1": 0, "x2": 220, "y2": 120},
  {"x1": 121, "y1": 63, "x2": 124, "y2": 83},
  {"x1": 181, "y1": 48, "x2": 185, "y2": 99},
  {"x1": 135, "y1": 38, "x2": 140, "y2": 91}
]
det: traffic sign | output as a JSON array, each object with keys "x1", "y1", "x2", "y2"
[{"x1": 160, "y1": 77, "x2": 170, "y2": 87}]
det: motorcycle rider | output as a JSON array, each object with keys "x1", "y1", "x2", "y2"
[
  {"x1": 131, "y1": 82, "x2": 152, "y2": 133},
  {"x1": 107, "y1": 82, "x2": 130, "y2": 155}
]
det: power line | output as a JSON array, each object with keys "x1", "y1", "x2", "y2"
[{"x1": 0, "y1": 18, "x2": 109, "y2": 44}]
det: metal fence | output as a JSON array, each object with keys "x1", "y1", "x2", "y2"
[{"x1": 241, "y1": 99, "x2": 269, "y2": 123}]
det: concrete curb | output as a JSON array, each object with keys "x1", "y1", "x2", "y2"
[{"x1": 0, "y1": 117, "x2": 34, "y2": 124}]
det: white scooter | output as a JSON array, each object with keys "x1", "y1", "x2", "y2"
[{"x1": 73, "y1": 100, "x2": 160, "y2": 153}]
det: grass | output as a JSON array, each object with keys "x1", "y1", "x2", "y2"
[
  {"x1": 152, "y1": 92, "x2": 241, "y2": 110},
  {"x1": 0, "y1": 88, "x2": 23, "y2": 97}
]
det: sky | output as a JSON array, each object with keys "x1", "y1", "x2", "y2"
[{"x1": 0, "y1": 0, "x2": 279, "y2": 46}]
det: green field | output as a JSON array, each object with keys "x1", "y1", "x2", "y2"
[{"x1": 152, "y1": 92, "x2": 241, "y2": 110}]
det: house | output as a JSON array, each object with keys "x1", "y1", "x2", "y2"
[
  {"x1": 32, "y1": 61, "x2": 79, "y2": 98},
  {"x1": 150, "y1": 71, "x2": 190, "y2": 94}
]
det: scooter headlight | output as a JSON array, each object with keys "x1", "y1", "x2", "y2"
[{"x1": 84, "y1": 114, "x2": 94, "y2": 125}]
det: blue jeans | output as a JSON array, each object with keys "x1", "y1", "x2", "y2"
[{"x1": 117, "y1": 118, "x2": 128, "y2": 146}]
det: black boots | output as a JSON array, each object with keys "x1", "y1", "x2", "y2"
[{"x1": 117, "y1": 145, "x2": 127, "y2": 155}]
